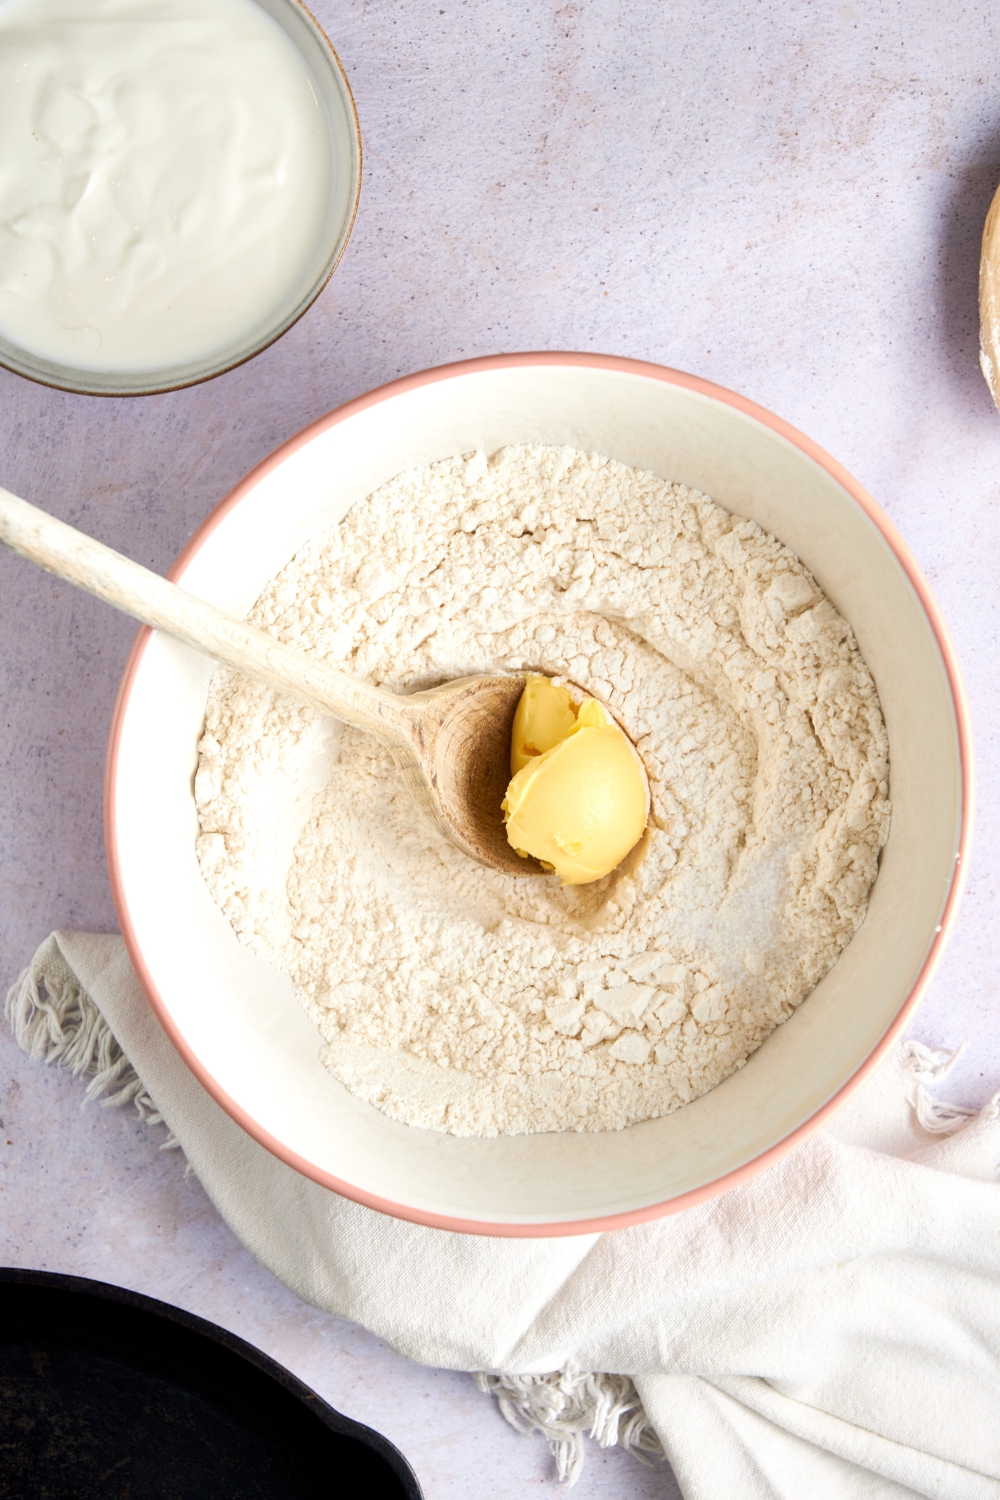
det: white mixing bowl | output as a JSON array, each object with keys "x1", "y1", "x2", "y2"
[{"x1": 105, "y1": 354, "x2": 973, "y2": 1235}]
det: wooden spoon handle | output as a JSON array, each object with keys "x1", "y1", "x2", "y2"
[{"x1": 0, "y1": 487, "x2": 413, "y2": 745}]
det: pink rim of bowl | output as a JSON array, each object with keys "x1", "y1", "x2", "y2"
[{"x1": 105, "y1": 351, "x2": 975, "y2": 1238}]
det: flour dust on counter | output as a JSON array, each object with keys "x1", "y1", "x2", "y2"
[{"x1": 195, "y1": 446, "x2": 890, "y2": 1137}]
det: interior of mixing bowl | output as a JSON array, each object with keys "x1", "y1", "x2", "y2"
[{"x1": 107, "y1": 359, "x2": 968, "y2": 1232}]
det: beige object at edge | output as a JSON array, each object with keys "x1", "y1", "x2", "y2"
[{"x1": 979, "y1": 180, "x2": 1000, "y2": 408}]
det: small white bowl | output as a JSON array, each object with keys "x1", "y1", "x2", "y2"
[
  {"x1": 106, "y1": 354, "x2": 973, "y2": 1235},
  {"x1": 0, "y1": 0, "x2": 361, "y2": 398}
]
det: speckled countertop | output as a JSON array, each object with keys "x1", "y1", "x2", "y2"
[{"x1": 2, "y1": 3, "x2": 1000, "y2": 1496}]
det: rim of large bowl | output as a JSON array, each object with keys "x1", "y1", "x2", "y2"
[
  {"x1": 0, "y1": 0, "x2": 362, "y2": 399},
  {"x1": 104, "y1": 351, "x2": 975, "y2": 1237}
]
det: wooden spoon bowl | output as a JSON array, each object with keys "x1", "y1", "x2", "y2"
[{"x1": 390, "y1": 673, "x2": 540, "y2": 875}]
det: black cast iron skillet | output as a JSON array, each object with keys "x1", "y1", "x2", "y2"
[{"x1": 0, "y1": 1268, "x2": 422, "y2": 1499}]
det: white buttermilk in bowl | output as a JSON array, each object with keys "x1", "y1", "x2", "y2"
[
  {"x1": 194, "y1": 445, "x2": 890, "y2": 1137},
  {"x1": 0, "y1": 0, "x2": 333, "y2": 373}
]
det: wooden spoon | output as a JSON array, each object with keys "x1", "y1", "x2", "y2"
[
  {"x1": 979, "y1": 181, "x2": 1000, "y2": 410},
  {"x1": 0, "y1": 487, "x2": 539, "y2": 877}
]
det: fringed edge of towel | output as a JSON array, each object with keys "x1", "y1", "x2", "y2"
[
  {"x1": 4, "y1": 933, "x2": 180, "y2": 1150},
  {"x1": 474, "y1": 1369, "x2": 663, "y2": 1487},
  {"x1": 6, "y1": 933, "x2": 998, "y2": 1489},
  {"x1": 901, "y1": 1040, "x2": 1000, "y2": 1134}
]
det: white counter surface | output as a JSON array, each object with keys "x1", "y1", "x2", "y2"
[{"x1": 3, "y1": 3, "x2": 999, "y2": 1495}]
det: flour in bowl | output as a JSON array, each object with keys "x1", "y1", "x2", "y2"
[{"x1": 195, "y1": 445, "x2": 890, "y2": 1136}]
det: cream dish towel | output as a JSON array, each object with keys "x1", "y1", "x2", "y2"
[{"x1": 7, "y1": 932, "x2": 1000, "y2": 1500}]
